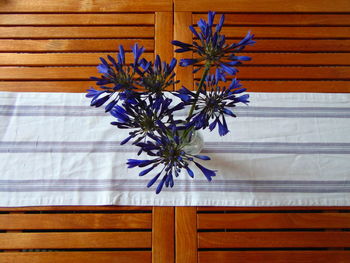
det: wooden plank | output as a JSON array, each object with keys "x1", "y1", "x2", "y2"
[
  {"x1": 0, "y1": 251, "x2": 152, "y2": 263},
  {"x1": 0, "y1": 14, "x2": 154, "y2": 25},
  {"x1": 0, "y1": 39, "x2": 154, "y2": 52},
  {"x1": 199, "y1": 251, "x2": 350, "y2": 263},
  {"x1": 175, "y1": 0, "x2": 350, "y2": 12},
  {"x1": 243, "y1": 39, "x2": 350, "y2": 52},
  {"x1": 175, "y1": 207, "x2": 197, "y2": 263},
  {"x1": 0, "y1": 53, "x2": 154, "y2": 66},
  {"x1": 0, "y1": 0, "x2": 172, "y2": 12},
  {"x1": 152, "y1": 207, "x2": 174, "y2": 263},
  {"x1": 5, "y1": 39, "x2": 349, "y2": 52},
  {"x1": 193, "y1": 14, "x2": 350, "y2": 26},
  {"x1": 155, "y1": 12, "x2": 174, "y2": 62},
  {"x1": 194, "y1": 27, "x2": 350, "y2": 39},
  {"x1": 241, "y1": 80, "x2": 350, "y2": 93},
  {"x1": 196, "y1": 53, "x2": 350, "y2": 65},
  {"x1": 198, "y1": 206, "x2": 350, "y2": 211},
  {"x1": 198, "y1": 213, "x2": 350, "y2": 229},
  {"x1": 0, "y1": 206, "x2": 152, "y2": 211},
  {"x1": 0, "y1": 81, "x2": 93, "y2": 93},
  {"x1": 199, "y1": 232, "x2": 350, "y2": 248},
  {"x1": 174, "y1": 12, "x2": 194, "y2": 90},
  {"x1": 1, "y1": 80, "x2": 349, "y2": 93},
  {"x1": 0, "y1": 213, "x2": 152, "y2": 230},
  {"x1": 0, "y1": 67, "x2": 103, "y2": 80},
  {"x1": 0, "y1": 232, "x2": 151, "y2": 249},
  {"x1": 0, "y1": 26, "x2": 154, "y2": 39},
  {"x1": 194, "y1": 66, "x2": 350, "y2": 80}
]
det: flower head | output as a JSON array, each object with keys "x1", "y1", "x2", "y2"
[
  {"x1": 172, "y1": 11, "x2": 255, "y2": 79},
  {"x1": 175, "y1": 76, "x2": 249, "y2": 136},
  {"x1": 127, "y1": 126, "x2": 216, "y2": 194},
  {"x1": 135, "y1": 55, "x2": 179, "y2": 96},
  {"x1": 110, "y1": 96, "x2": 184, "y2": 146},
  {"x1": 86, "y1": 44, "x2": 145, "y2": 112}
]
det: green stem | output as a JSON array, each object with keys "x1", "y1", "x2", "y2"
[{"x1": 186, "y1": 65, "x2": 210, "y2": 120}]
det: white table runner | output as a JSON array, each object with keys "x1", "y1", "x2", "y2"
[{"x1": 0, "y1": 91, "x2": 349, "y2": 206}]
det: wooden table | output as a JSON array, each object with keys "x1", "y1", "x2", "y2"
[{"x1": 0, "y1": 0, "x2": 349, "y2": 262}]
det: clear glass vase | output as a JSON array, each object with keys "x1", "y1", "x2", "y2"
[{"x1": 182, "y1": 130, "x2": 204, "y2": 155}]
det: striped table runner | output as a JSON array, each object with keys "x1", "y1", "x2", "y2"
[{"x1": 0, "y1": 91, "x2": 349, "y2": 206}]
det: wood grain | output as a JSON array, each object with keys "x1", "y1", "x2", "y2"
[
  {"x1": 193, "y1": 13, "x2": 350, "y2": 26},
  {"x1": 196, "y1": 53, "x2": 350, "y2": 66},
  {"x1": 194, "y1": 26, "x2": 350, "y2": 39},
  {"x1": 0, "y1": 80, "x2": 349, "y2": 93},
  {"x1": 175, "y1": 0, "x2": 350, "y2": 12},
  {"x1": 199, "y1": 251, "x2": 350, "y2": 263},
  {"x1": 0, "y1": 232, "x2": 151, "y2": 249},
  {"x1": 0, "y1": 0, "x2": 172, "y2": 12},
  {"x1": 0, "y1": 39, "x2": 154, "y2": 52},
  {"x1": 197, "y1": 206, "x2": 350, "y2": 211},
  {"x1": 0, "y1": 252, "x2": 152, "y2": 263},
  {"x1": 152, "y1": 207, "x2": 174, "y2": 263},
  {"x1": 0, "y1": 53, "x2": 154, "y2": 66},
  {"x1": 240, "y1": 80, "x2": 350, "y2": 93},
  {"x1": 194, "y1": 66, "x2": 350, "y2": 80},
  {"x1": 175, "y1": 207, "x2": 197, "y2": 263},
  {"x1": 174, "y1": 12, "x2": 194, "y2": 90},
  {"x1": 0, "y1": 81, "x2": 93, "y2": 93},
  {"x1": 0, "y1": 26, "x2": 154, "y2": 39},
  {"x1": 155, "y1": 12, "x2": 174, "y2": 62},
  {"x1": 243, "y1": 39, "x2": 350, "y2": 52},
  {"x1": 198, "y1": 213, "x2": 350, "y2": 229},
  {"x1": 199, "y1": 232, "x2": 350, "y2": 248},
  {"x1": 0, "y1": 206, "x2": 152, "y2": 211},
  {"x1": 0, "y1": 213, "x2": 152, "y2": 230},
  {"x1": 0, "y1": 14, "x2": 154, "y2": 25},
  {"x1": 0, "y1": 67, "x2": 100, "y2": 80}
]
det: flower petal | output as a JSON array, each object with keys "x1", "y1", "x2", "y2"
[{"x1": 194, "y1": 161, "x2": 216, "y2": 182}]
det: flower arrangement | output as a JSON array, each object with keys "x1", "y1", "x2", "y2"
[{"x1": 86, "y1": 12, "x2": 255, "y2": 193}]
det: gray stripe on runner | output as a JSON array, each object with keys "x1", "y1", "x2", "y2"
[
  {"x1": 0, "y1": 179, "x2": 348, "y2": 193},
  {"x1": 1, "y1": 105, "x2": 350, "y2": 118},
  {"x1": 1, "y1": 141, "x2": 350, "y2": 154}
]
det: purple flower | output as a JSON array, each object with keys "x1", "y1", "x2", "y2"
[
  {"x1": 172, "y1": 11, "x2": 255, "y2": 79},
  {"x1": 174, "y1": 75, "x2": 249, "y2": 136},
  {"x1": 127, "y1": 126, "x2": 216, "y2": 194},
  {"x1": 86, "y1": 44, "x2": 145, "y2": 112},
  {"x1": 110, "y1": 96, "x2": 184, "y2": 146},
  {"x1": 135, "y1": 55, "x2": 179, "y2": 96}
]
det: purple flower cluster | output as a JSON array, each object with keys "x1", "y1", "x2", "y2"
[
  {"x1": 172, "y1": 11, "x2": 255, "y2": 80},
  {"x1": 86, "y1": 11, "x2": 254, "y2": 193}
]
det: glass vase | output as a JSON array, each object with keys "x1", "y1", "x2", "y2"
[{"x1": 182, "y1": 130, "x2": 204, "y2": 155}]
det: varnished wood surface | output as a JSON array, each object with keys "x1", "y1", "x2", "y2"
[
  {"x1": 152, "y1": 207, "x2": 175, "y2": 263},
  {"x1": 0, "y1": 26, "x2": 154, "y2": 38},
  {"x1": 175, "y1": 207, "x2": 198, "y2": 263},
  {"x1": 0, "y1": 232, "x2": 152, "y2": 249},
  {"x1": 174, "y1": 12, "x2": 194, "y2": 89},
  {"x1": 0, "y1": 0, "x2": 172, "y2": 12},
  {"x1": 199, "y1": 232, "x2": 350, "y2": 248},
  {"x1": 0, "y1": 206, "x2": 152, "y2": 211},
  {"x1": 0, "y1": 39, "x2": 155, "y2": 52},
  {"x1": 193, "y1": 13, "x2": 350, "y2": 26},
  {"x1": 194, "y1": 26, "x2": 350, "y2": 39},
  {"x1": 0, "y1": 53, "x2": 154, "y2": 66},
  {"x1": 0, "y1": 252, "x2": 152, "y2": 263},
  {"x1": 198, "y1": 213, "x2": 350, "y2": 229},
  {"x1": 1, "y1": 1, "x2": 350, "y2": 262},
  {"x1": 175, "y1": 0, "x2": 350, "y2": 12},
  {"x1": 0, "y1": 213, "x2": 152, "y2": 230},
  {"x1": 198, "y1": 251, "x2": 350, "y2": 263},
  {"x1": 0, "y1": 14, "x2": 155, "y2": 25}
]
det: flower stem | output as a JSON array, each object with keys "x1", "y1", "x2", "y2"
[{"x1": 186, "y1": 65, "x2": 210, "y2": 120}]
